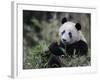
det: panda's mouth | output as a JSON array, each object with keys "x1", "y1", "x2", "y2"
[
  {"x1": 62, "y1": 39, "x2": 73, "y2": 45},
  {"x1": 62, "y1": 40, "x2": 70, "y2": 45}
]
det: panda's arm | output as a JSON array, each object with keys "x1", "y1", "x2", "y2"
[{"x1": 49, "y1": 42, "x2": 65, "y2": 56}]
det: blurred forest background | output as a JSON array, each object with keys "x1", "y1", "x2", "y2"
[{"x1": 23, "y1": 10, "x2": 91, "y2": 69}]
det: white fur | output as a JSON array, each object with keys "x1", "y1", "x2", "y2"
[{"x1": 59, "y1": 21, "x2": 86, "y2": 44}]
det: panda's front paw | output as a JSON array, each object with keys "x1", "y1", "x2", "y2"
[{"x1": 49, "y1": 42, "x2": 64, "y2": 56}]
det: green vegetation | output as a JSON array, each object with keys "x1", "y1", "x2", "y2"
[{"x1": 23, "y1": 40, "x2": 49, "y2": 69}]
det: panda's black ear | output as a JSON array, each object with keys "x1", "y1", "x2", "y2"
[
  {"x1": 75, "y1": 23, "x2": 81, "y2": 31},
  {"x1": 61, "y1": 17, "x2": 67, "y2": 24}
]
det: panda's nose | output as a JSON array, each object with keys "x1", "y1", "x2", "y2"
[{"x1": 62, "y1": 39, "x2": 66, "y2": 42}]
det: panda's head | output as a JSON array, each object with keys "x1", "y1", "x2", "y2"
[{"x1": 59, "y1": 17, "x2": 85, "y2": 45}]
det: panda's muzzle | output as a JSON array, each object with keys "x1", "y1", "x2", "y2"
[{"x1": 62, "y1": 39, "x2": 66, "y2": 42}]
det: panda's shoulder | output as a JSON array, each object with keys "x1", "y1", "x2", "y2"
[{"x1": 79, "y1": 31, "x2": 87, "y2": 43}]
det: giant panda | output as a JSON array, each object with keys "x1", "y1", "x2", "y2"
[
  {"x1": 49, "y1": 17, "x2": 88, "y2": 56},
  {"x1": 47, "y1": 17, "x2": 88, "y2": 67}
]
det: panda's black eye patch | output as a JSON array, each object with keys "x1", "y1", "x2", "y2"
[
  {"x1": 68, "y1": 32, "x2": 72, "y2": 38},
  {"x1": 61, "y1": 30, "x2": 65, "y2": 35}
]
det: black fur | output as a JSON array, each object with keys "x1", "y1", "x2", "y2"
[
  {"x1": 49, "y1": 42, "x2": 64, "y2": 56},
  {"x1": 49, "y1": 40, "x2": 88, "y2": 56},
  {"x1": 60, "y1": 40, "x2": 88, "y2": 56},
  {"x1": 75, "y1": 23, "x2": 81, "y2": 31},
  {"x1": 61, "y1": 17, "x2": 67, "y2": 24},
  {"x1": 47, "y1": 55, "x2": 62, "y2": 68}
]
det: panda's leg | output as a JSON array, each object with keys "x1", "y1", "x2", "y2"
[
  {"x1": 76, "y1": 40, "x2": 88, "y2": 56},
  {"x1": 49, "y1": 42, "x2": 64, "y2": 56},
  {"x1": 66, "y1": 41, "x2": 88, "y2": 56},
  {"x1": 65, "y1": 44, "x2": 74, "y2": 57},
  {"x1": 47, "y1": 55, "x2": 62, "y2": 68}
]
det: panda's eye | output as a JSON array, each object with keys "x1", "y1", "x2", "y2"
[
  {"x1": 61, "y1": 30, "x2": 65, "y2": 35},
  {"x1": 68, "y1": 32, "x2": 72, "y2": 38}
]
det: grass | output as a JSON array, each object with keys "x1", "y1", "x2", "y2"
[
  {"x1": 23, "y1": 40, "x2": 49, "y2": 69},
  {"x1": 23, "y1": 40, "x2": 91, "y2": 69}
]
